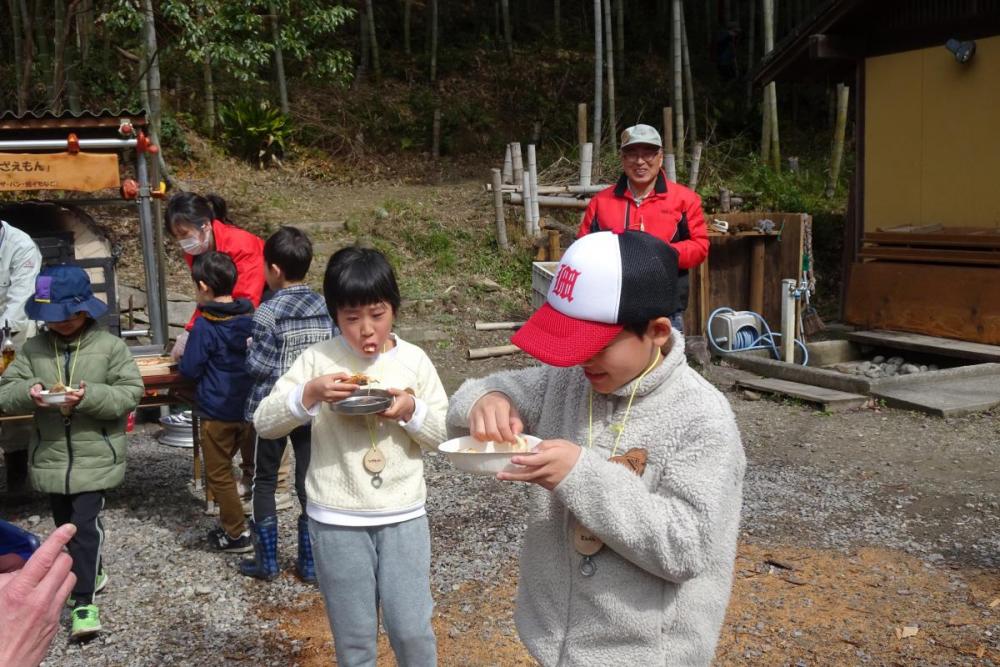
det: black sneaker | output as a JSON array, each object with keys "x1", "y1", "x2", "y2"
[{"x1": 207, "y1": 527, "x2": 253, "y2": 553}]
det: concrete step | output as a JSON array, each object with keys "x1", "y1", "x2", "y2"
[
  {"x1": 736, "y1": 377, "x2": 868, "y2": 412},
  {"x1": 871, "y1": 373, "x2": 1000, "y2": 417}
]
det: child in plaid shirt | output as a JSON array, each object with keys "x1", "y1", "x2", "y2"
[{"x1": 240, "y1": 226, "x2": 334, "y2": 581}]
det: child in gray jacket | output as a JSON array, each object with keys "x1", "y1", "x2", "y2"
[{"x1": 447, "y1": 230, "x2": 745, "y2": 666}]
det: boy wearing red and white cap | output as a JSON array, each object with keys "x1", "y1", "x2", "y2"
[{"x1": 447, "y1": 230, "x2": 745, "y2": 666}]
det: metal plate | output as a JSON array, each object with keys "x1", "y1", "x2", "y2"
[{"x1": 330, "y1": 388, "x2": 394, "y2": 415}]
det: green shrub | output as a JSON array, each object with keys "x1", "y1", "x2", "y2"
[{"x1": 218, "y1": 99, "x2": 292, "y2": 168}]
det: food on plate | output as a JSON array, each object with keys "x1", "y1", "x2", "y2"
[
  {"x1": 346, "y1": 373, "x2": 372, "y2": 386},
  {"x1": 462, "y1": 434, "x2": 531, "y2": 454}
]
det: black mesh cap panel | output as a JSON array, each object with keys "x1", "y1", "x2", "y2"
[{"x1": 616, "y1": 230, "x2": 680, "y2": 323}]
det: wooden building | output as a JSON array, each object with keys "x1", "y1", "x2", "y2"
[{"x1": 757, "y1": 0, "x2": 1000, "y2": 344}]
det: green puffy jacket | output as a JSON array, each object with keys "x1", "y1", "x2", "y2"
[{"x1": 0, "y1": 323, "x2": 143, "y2": 495}]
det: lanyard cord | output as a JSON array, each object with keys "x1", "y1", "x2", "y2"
[
  {"x1": 52, "y1": 334, "x2": 82, "y2": 389},
  {"x1": 587, "y1": 348, "x2": 662, "y2": 459}
]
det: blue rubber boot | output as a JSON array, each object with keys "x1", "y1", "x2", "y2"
[
  {"x1": 239, "y1": 516, "x2": 279, "y2": 580},
  {"x1": 296, "y1": 514, "x2": 316, "y2": 584}
]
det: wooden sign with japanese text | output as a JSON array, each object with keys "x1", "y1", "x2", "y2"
[{"x1": 0, "y1": 152, "x2": 119, "y2": 192}]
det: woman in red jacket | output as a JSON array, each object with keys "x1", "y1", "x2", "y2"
[{"x1": 165, "y1": 192, "x2": 266, "y2": 351}]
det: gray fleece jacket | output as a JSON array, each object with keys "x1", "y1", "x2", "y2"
[{"x1": 446, "y1": 330, "x2": 745, "y2": 666}]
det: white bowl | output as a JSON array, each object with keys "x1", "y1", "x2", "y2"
[
  {"x1": 438, "y1": 435, "x2": 542, "y2": 476},
  {"x1": 38, "y1": 389, "x2": 73, "y2": 405}
]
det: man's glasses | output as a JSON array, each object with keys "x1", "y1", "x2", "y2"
[{"x1": 621, "y1": 148, "x2": 662, "y2": 164}]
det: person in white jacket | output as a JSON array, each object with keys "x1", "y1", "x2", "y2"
[
  {"x1": 447, "y1": 230, "x2": 745, "y2": 666},
  {"x1": 0, "y1": 219, "x2": 42, "y2": 498},
  {"x1": 254, "y1": 246, "x2": 447, "y2": 667}
]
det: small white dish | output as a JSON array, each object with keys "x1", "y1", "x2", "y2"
[
  {"x1": 438, "y1": 435, "x2": 541, "y2": 476},
  {"x1": 38, "y1": 389, "x2": 73, "y2": 405}
]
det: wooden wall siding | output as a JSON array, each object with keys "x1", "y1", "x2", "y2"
[
  {"x1": 844, "y1": 262, "x2": 1000, "y2": 344},
  {"x1": 880, "y1": 0, "x2": 1000, "y2": 31},
  {"x1": 684, "y1": 213, "x2": 806, "y2": 336},
  {"x1": 864, "y1": 34, "x2": 1000, "y2": 231}
]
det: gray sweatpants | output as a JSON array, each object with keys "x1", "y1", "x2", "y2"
[{"x1": 309, "y1": 515, "x2": 437, "y2": 667}]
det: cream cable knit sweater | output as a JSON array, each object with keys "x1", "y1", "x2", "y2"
[
  {"x1": 447, "y1": 331, "x2": 745, "y2": 666},
  {"x1": 254, "y1": 336, "x2": 448, "y2": 516}
]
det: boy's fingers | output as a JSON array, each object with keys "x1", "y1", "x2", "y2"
[{"x1": 15, "y1": 523, "x2": 76, "y2": 589}]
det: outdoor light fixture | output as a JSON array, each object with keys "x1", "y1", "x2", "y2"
[{"x1": 945, "y1": 38, "x2": 976, "y2": 63}]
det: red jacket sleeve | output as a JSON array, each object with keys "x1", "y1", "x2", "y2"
[
  {"x1": 671, "y1": 193, "x2": 709, "y2": 270},
  {"x1": 578, "y1": 197, "x2": 599, "y2": 238}
]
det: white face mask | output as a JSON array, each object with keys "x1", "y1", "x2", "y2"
[{"x1": 178, "y1": 227, "x2": 212, "y2": 255}]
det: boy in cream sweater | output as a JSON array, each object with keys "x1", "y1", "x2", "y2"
[
  {"x1": 253, "y1": 246, "x2": 447, "y2": 667},
  {"x1": 447, "y1": 230, "x2": 746, "y2": 666}
]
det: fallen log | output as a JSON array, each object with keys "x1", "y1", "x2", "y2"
[{"x1": 468, "y1": 344, "x2": 521, "y2": 360}]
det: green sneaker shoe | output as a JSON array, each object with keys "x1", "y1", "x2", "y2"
[
  {"x1": 66, "y1": 569, "x2": 109, "y2": 607},
  {"x1": 70, "y1": 604, "x2": 102, "y2": 641}
]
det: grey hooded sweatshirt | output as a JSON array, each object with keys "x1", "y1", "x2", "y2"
[{"x1": 446, "y1": 331, "x2": 745, "y2": 666}]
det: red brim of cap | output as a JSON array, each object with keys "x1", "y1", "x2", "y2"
[{"x1": 511, "y1": 302, "x2": 623, "y2": 367}]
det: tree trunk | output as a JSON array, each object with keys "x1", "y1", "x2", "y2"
[
  {"x1": 763, "y1": 0, "x2": 780, "y2": 170},
  {"x1": 681, "y1": 2, "x2": 696, "y2": 143},
  {"x1": 355, "y1": 1, "x2": 369, "y2": 85},
  {"x1": 51, "y1": 0, "x2": 66, "y2": 112},
  {"x1": 614, "y1": 0, "x2": 624, "y2": 85},
  {"x1": 269, "y1": 3, "x2": 289, "y2": 114},
  {"x1": 826, "y1": 83, "x2": 850, "y2": 198},
  {"x1": 8, "y1": 0, "x2": 24, "y2": 113},
  {"x1": 430, "y1": 0, "x2": 439, "y2": 81},
  {"x1": 17, "y1": 0, "x2": 33, "y2": 112},
  {"x1": 746, "y1": 0, "x2": 756, "y2": 107},
  {"x1": 203, "y1": 57, "x2": 216, "y2": 137},
  {"x1": 592, "y1": 0, "x2": 603, "y2": 163},
  {"x1": 141, "y1": 0, "x2": 175, "y2": 185},
  {"x1": 553, "y1": 0, "x2": 561, "y2": 45},
  {"x1": 365, "y1": 0, "x2": 381, "y2": 82},
  {"x1": 404, "y1": 0, "x2": 412, "y2": 55},
  {"x1": 603, "y1": 0, "x2": 616, "y2": 152},
  {"x1": 501, "y1": 0, "x2": 513, "y2": 61},
  {"x1": 672, "y1": 0, "x2": 685, "y2": 166},
  {"x1": 77, "y1": 0, "x2": 92, "y2": 60}
]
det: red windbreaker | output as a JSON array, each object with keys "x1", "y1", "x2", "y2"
[
  {"x1": 183, "y1": 219, "x2": 265, "y2": 330},
  {"x1": 576, "y1": 170, "x2": 709, "y2": 270}
]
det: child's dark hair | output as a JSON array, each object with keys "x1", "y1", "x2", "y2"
[
  {"x1": 264, "y1": 226, "x2": 313, "y2": 281},
  {"x1": 323, "y1": 246, "x2": 400, "y2": 317},
  {"x1": 165, "y1": 192, "x2": 231, "y2": 236},
  {"x1": 192, "y1": 251, "x2": 238, "y2": 297}
]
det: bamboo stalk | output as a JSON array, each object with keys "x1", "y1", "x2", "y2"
[
  {"x1": 509, "y1": 194, "x2": 589, "y2": 210},
  {"x1": 475, "y1": 321, "x2": 525, "y2": 331},
  {"x1": 486, "y1": 184, "x2": 607, "y2": 195},
  {"x1": 662, "y1": 107, "x2": 674, "y2": 154},
  {"x1": 547, "y1": 229, "x2": 561, "y2": 260},
  {"x1": 511, "y1": 142, "x2": 524, "y2": 184},
  {"x1": 680, "y1": 2, "x2": 696, "y2": 143},
  {"x1": 664, "y1": 153, "x2": 678, "y2": 182},
  {"x1": 577, "y1": 103, "x2": 588, "y2": 145},
  {"x1": 468, "y1": 344, "x2": 521, "y2": 360},
  {"x1": 672, "y1": 0, "x2": 685, "y2": 166},
  {"x1": 491, "y1": 168, "x2": 510, "y2": 251},
  {"x1": 720, "y1": 188, "x2": 731, "y2": 213},
  {"x1": 603, "y1": 0, "x2": 617, "y2": 152},
  {"x1": 579, "y1": 141, "x2": 594, "y2": 186},
  {"x1": 521, "y1": 172, "x2": 534, "y2": 234},
  {"x1": 527, "y1": 144, "x2": 541, "y2": 235},
  {"x1": 502, "y1": 144, "x2": 513, "y2": 184},
  {"x1": 826, "y1": 83, "x2": 850, "y2": 198},
  {"x1": 592, "y1": 0, "x2": 604, "y2": 162},
  {"x1": 688, "y1": 142, "x2": 704, "y2": 189},
  {"x1": 614, "y1": 0, "x2": 624, "y2": 84}
]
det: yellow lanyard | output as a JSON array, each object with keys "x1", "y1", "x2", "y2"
[
  {"x1": 52, "y1": 334, "x2": 82, "y2": 389},
  {"x1": 587, "y1": 349, "x2": 661, "y2": 459}
]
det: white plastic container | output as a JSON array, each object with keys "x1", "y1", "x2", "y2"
[
  {"x1": 438, "y1": 435, "x2": 541, "y2": 476},
  {"x1": 38, "y1": 390, "x2": 71, "y2": 405},
  {"x1": 531, "y1": 261, "x2": 559, "y2": 310}
]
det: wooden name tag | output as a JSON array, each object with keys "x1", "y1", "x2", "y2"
[{"x1": 609, "y1": 447, "x2": 648, "y2": 476}]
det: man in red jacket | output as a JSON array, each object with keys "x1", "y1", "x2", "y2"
[{"x1": 577, "y1": 124, "x2": 709, "y2": 332}]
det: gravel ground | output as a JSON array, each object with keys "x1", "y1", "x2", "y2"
[{"x1": 3, "y1": 356, "x2": 1000, "y2": 665}]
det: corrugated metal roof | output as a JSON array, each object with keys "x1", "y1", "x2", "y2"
[{"x1": 0, "y1": 108, "x2": 147, "y2": 122}]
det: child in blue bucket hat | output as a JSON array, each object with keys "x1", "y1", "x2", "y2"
[{"x1": 0, "y1": 264, "x2": 143, "y2": 642}]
